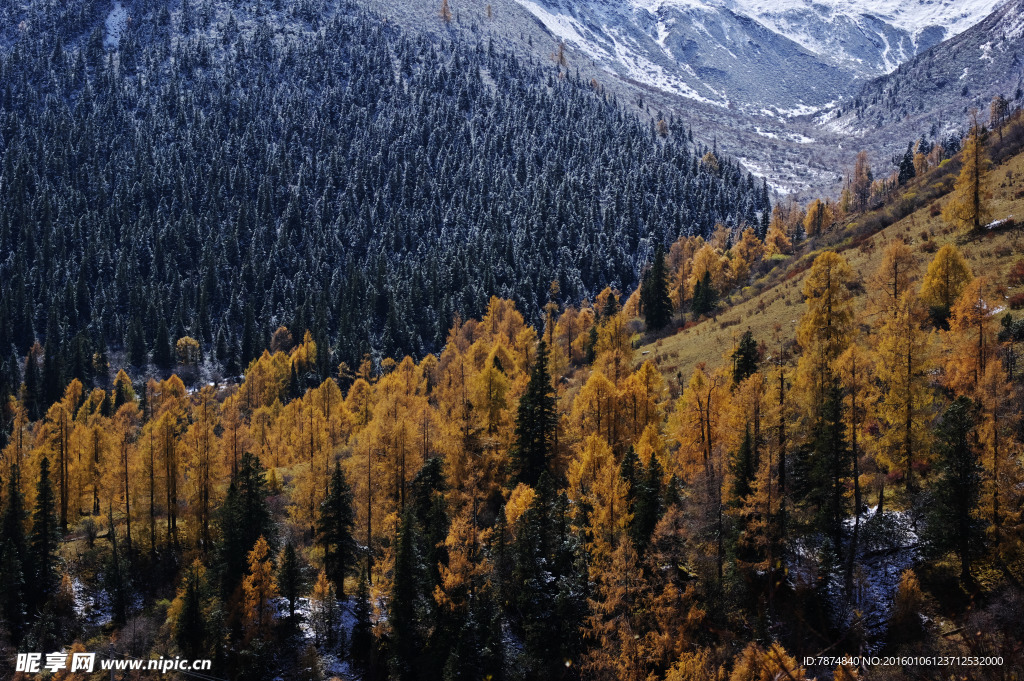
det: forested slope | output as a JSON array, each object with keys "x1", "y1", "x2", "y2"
[
  {"x1": 0, "y1": 109, "x2": 1022, "y2": 681},
  {"x1": 0, "y1": 0, "x2": 769, "y2": 414}
]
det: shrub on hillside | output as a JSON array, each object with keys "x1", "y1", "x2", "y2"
[{"x1": 1008, "y1": 260, "x2": 1024, "y2": 287}]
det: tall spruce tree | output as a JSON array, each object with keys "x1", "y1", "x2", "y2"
[
  {"x1": 278, "y1": 542, "x2": 303, "y2": 620},
  {"x1": 349, "y1": 567, "x2": 374, "y2": 669},
  {"x1": 216, "y1": 452, "x2": 273, "y2": 595},
  {"x1": 926, "y1": 397, "x2": 985, "y2": 585},
  {"x1": 729, "y1": 424, "x2": 757, "y2": 505},
  {"x1": 692, "y1": 270, "x2": 718, "y2": 318},
  {"x1": 732, "y1": 330, "x2": 760, "y2": 384},
  {"x1": 410, "y1": 457, "x2": 449, "y2": 590},
  {"x1": 29, "y1": 458, "x2": 60, "y2": 617},
  {"x1": 633, "y1": 452, "x2": 666, "y2": 550},
  {"x1": 317, "y1": 462, "x2": 356, "y2": 597},
  {"x1": 389, "y1": 509, "x2": 424, "y2": 680},
  {"x1": 507, "y1": 476, "x2": 586, "y2": 676},
  {"x1": 104, "y1": 506, "x2": 131, "y2": 626},
  {"x1": 174, "y1": 560, "x2": 212, "y2": 659},
  {"x1": 640, "y1": 245, "x2": 673, "y2": 332},
  {"x1": 0, "y1": 466, "x2": 28, "y2": 641},
  {"x1": 511, "y1": 341, "x2": 557, "y2": 486},
  {"x1": 805, "y1": 382, "x2": 850, "y2": 552},
  {"x1": 153, "y1": 319, "x2": 173, "y2": 370}
]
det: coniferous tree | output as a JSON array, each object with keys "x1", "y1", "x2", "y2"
[
  {"x1": 309, "y1": 569, "x2": 339, "y2": 649},
  {"x1": 640, "y1": 245, "x2": 673, "y2": 332},
  {"x1": 41, "y1": 339, "x2": 63, "y2": 409},
  {"x1": 410, "y1": 457, "x2": 449, "y2": 590},
  {"x1": 803, "y1": 382, "x2": 850, "y2": 552},
  {"x1": 173, "y1": 560, "x2": 212, "y2": 659},
  {"x1": 730, "y1": 424, "x2": 757, "y2": 504},
  {"x1": 126, "y1": 317, "x2": 148, "y2": 367},
  {"x1": 389, "y1": 509, "x2": 424, "y2": 680},
  {"x1": 242, "y1": 536, "x2": 278, "y2": 641},
  {"x1": 920, "y1": 244, "x2": 972, "y2": 330},
  {"x1": 349, "y1": 567, "x2": 374, "y2": 669},
  {"x1": 278, "y1": 542, "x2": 303, "y2": 619},
  {"x1": 732, "y1": 330, "x2": 759, "y2": 384},
  {"x1": 505, "y1": 475, "x2": 585, "y2": 677},
  {"x1": 217, "y1": 452, "x2": 273, "y2": 595},
  {"x1": 602, "y1": 291, "x2": 620, "y2": 318},
  {"x1": 632, "y1": 452, "x2": 665, "y2": 550},
  {"x1": 897, "y1": 142, "x2": 916, "y2": 185},
  {"x1": 153, "y1": 319, "x2": 173, "y2": 370},
  {"x1": 105, "y1": 508, "x2": 130, "y2": 626},
  {"x1": 511, "y1": 341, "x2": 557, "y2": 486},
  {"x1": 584, "y1": 325, "x2": 598, "y2": 365},
  {"x1": 0, "y1": 466, "x2": 28, "y2": 641},
  {"x1": 29, "y1": 457, "x2": 60, "y2": 617},
  {"x1": 942, "y1": 114, "x2": 989, "y2": 233},
  {"x1": 241, "y1": 304, "x2": 259, "y2": 369},
  {"x1": 691, "y1": 270, "x2": 717, "y2": 318},
  {"x1": 926, "y1": 397, "x2": 985, "y2": 585},
  {"x1": 23, "y1": 346, "x2": 44, "y2": 421},
  {"x1": 317, "y1": 462, "x2": 356, "y2": 597}
]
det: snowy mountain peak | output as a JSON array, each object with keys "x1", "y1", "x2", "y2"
[{"x1": 515, "y1": 0, "x2": 1007, "y2": 112}]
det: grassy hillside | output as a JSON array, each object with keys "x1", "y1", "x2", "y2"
[{"x1": 639, "y1": 147, "x2": 1024, "y2": 382}]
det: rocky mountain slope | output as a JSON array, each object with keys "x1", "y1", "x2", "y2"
[
  {"x1": 816, "y1": 0, "x2": 1024, "y2": 144},
  {"x1": 505, "y1": 0, "x2": 1005, "y2": 114},
  {"x1": 358, "y1": 0, "x2": 1018, "y2": 192}
]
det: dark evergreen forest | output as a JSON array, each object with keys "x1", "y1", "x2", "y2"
[{"x1": 0, "y1": 0, "x2": 769, "y2": 414}]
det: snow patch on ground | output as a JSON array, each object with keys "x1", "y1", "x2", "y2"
[
  {"x1": 771, "y1": 102, "x2": 829, "y2": 117},
  {"x1": 277, "y1": 595, "x2": 358, "y2": 676},
  {"x1": 104, "y1": 2, "x2": 128, "y2": 50},
  {"x1": 782, "y1": 506, "x2": 920, "y2": 652},
  {"x1": 604, "y1": 26, "x2": 724, "y2": 104},
  {"x1": 515, "y1": 0, "x2": 730, "y2": 106},
  {"x1": 72, "y1": 575, "x2": 113, "y2": 627},
  {"x1": 735, "y1": 156, "x2": 791, "y2": 193},
  {"x1": 514, "y1": 0, "x2": 611, "y2": 63},
  {"x1": 986, "y1": 215, "x2": 1015, "y2": 230}
]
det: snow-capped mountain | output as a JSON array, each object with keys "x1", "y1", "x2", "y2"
[
  {"x1": 512, "y1": 0, "x2": 1005, "y2": 113},
  {"x1": 819, "y1": 0, "x2": 1024, "y2": 140},
  {"x1": 722, "y1": 0, "x2": 1006, "y2": 72},
  {"x1": 355, "y1": 0, "x2": 1020, "y2": 191}
]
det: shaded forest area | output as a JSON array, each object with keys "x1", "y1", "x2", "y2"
[
  {"x1": 0, "y1": 0, "x2": 769, "y2": 428},
  {"x1": 3, "y1": 0, "x2": 1024, "y2": 679},
  {"x1": 4, "y1": 220, "x2": 1024, "y2": 679}
]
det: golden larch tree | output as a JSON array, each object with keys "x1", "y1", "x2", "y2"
[
  {"x1": 871, "y1": 239, "x2": 918, "y2": 320},
  {"x1": 794, "y1": 251, "x2": 855, "y2": 418},
  {"x1": 874, "y1": 293, "x2": 933, "y2": 496},
  {"x1": 946, "y1": 276, "x2": 995, "y2": 394},
  {"x1": 942, "y1": 112, "x2": 989, "y2": 233},
  {"x1": 797, "y1": 250, "x2": 855, "y2": 363},
  {"x1": 243, "y1": 535, "x2": 278, "y2": 641},
  {"x1": 851, "y1": 150, "x2": 872, "y2": 212},
  {"x1": 920, "y1": 243, "x2": 973, "y2": 327},
  {"x1": 568, "y1": 435, "x2": 631, "y2": 560},
  {"x1": 729, "y1": 642, "x2": 806, "y2": 681}
]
